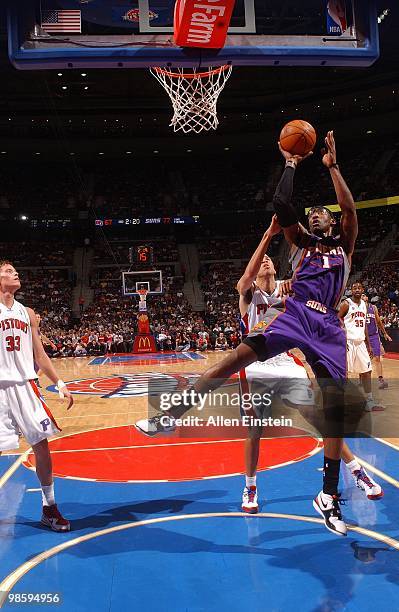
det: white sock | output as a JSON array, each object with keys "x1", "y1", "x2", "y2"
[
  {"x1": 346, "y1": 459, "x2": 361, "y2": 473},
  {"x1": 41, "y1": 483, "x2": 55, "y2": 507},
  {"x1": 366, "y1": 393, "x2": 373, "y2": 401},
  {"x1": 245, "y1": 475, "x2": 256, "y2": 488}
]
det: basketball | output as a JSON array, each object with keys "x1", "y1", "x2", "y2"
[{"x1": 279, "y1": 120, "x2": 317, "y2": 156}]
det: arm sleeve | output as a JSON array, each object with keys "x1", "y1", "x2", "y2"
[{"x1": 272, "y1": 165, "x2": 299, "y2": 228}]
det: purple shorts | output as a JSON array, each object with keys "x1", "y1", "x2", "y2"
[
  {"x1": 369, "y1": 334, "x2": 382, "y2": 357},
  {"x1": 244, "y1": 297, "x2": 347, "y2": 380}
]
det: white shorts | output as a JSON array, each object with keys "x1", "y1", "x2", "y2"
[
  {"x1": 0, "y1": 380, "x2": 60, "y2": 451},
  {"x1": 347, "y1": 340, "x2": 372, "y2": 374},
  {"x1": 239, "y1": 355, "x2": 314, "y2": 417}
]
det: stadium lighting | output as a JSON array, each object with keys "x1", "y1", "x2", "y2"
[{"x1": 20, "y1": 215, "x2": 28, "y2": 220}]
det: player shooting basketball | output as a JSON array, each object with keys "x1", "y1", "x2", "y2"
[
  {"x1": 0, "y1": 261, "x2": 73, "y2": 531},
  {"x1": 237, "y1": 218, "x2": 382, "y2": 513},
  {"x1": 136, "y1": 130, "x2": 362, "y2": 537}
]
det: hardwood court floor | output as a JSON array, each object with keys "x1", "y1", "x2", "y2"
[{"x1": 6, "y1": 350, "x2": 399, "y2": 456}]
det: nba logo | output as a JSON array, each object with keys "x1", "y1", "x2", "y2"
[{"x1": 326, "y1": 0, "x2": 347, "y2": 35}]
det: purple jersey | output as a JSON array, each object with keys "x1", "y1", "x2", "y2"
[
  {"x1": 290, "y1": 235, "x2": 350, "y2": 310},
  {"x1": 366, "y1": 304, "x2": 378, "y2": 336}
]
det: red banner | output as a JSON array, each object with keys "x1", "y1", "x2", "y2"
[{"x1": 174, "y1": 0, "x2": 236, "y2": 48}]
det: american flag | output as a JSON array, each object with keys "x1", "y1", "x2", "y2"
[{"x1": 41, "y1": 10, "x2": 81, "y2": 33}]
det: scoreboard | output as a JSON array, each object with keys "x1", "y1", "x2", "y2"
[{"x1": 129, "y1": 245, "x2": 154, "y2": 265}]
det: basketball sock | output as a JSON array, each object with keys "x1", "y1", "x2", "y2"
[
  {"x1": 41, "y1": 483, "x2": 55, "y2": 507},
  {"x1": 345, "y1": 458, "x2": 361, "y2": 473},
  {"x1": 245, "y1": 476, "x2": 257, "y2": 488},
  {"x1": 323, "y1": 456, "x2": 340, "y2": 496},
  {"x1": 365, "y1": 392, "x2": 373, "y2": 401}
]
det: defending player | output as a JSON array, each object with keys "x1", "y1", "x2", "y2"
[
  {"x1": 339, "y1": 282, "x2": 384, "y2": 411},
  {"x1": 0, "y1": 261, "x2": 73, "y2": 531},
  {"x1": 136, "y1": 131, "x2": 360, "y2": 536},
  {"x1": 362, "y1": 293, "x2": 392, "y2": 389},
  {"x1": 237, "y1": 215, "x2": 314, "y2": 512},
  {"x1": 238, "y1": 222, "x2": 382, "y2": 513}
]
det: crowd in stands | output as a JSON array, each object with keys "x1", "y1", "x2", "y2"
[
  {"x1": 361, "y1": 263, "x2": 399, "y2": 329},
  {"x1": 0, "y1": 241, "x2": 74, "y2": 266},
  {"x1": 1, "y1": 142, "x2": 398, "y2": 222},
  {"x1": 15, "y1": 269, "x2": 73, "y2": 329}
]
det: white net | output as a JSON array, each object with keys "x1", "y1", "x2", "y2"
[{"x1": 150, "y1": 65, "x2": 233, "y2": 134}]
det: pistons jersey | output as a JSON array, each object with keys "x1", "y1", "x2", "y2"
[
  {"x1": 343, "y1": 298, "x2": 367, "y2": 341},
  {"x1": 241, "y1": 282, "x2": 292, "y2": 366},
  {"x1": 290, "y1": 234, "x2": 350, "y2": 311},
  {"x1": 0, "y1": 300, "x2": 37, "y2": 384}
]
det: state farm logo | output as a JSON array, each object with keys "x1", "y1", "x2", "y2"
[{"x1": 47, "y1": 372, "x2": 237, "y2": 398}]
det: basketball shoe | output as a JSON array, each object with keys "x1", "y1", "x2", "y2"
[
  {"x1": 135, "y1": 414, "x2": 176, "y2": 437},
  {"x1": 364, "y1": 398, "x2": 384, "y2": 412},
  {"x1": 313, "y1": 491, "x2": 347, "y2": 536},
  {"x1": 41, "y1": 505, "x2": 70, "y2": 532},
  {"x1": 378, "y1": 377, "x2": 388, "y2": 390},
  {"x1": 242, "y1": 486, "x2": 258, "y2": 514},
  {"x1": 352, "y1": 467, "x2": 383, "y2": 500}
]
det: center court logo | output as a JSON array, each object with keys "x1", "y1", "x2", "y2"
[{"x1": 46, "y1": 373, "x2": 238, "y2": 399}]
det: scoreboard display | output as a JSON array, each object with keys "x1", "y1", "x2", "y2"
[{"x1": 129, "y1": 245, "x2": 154, "y2": 264}]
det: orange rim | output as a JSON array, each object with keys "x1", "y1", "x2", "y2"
[{"x1": 152, "y1": 65, "x2": 231, "y2": 79}]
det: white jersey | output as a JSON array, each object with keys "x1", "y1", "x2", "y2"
[
  {"x1": 343, "y1": 298, "x2": 367, "y2": 342},
  {"x1": 0, "y1": 299, "x2": 37, "y2": 384},
  {"x1": 241, "y1": 282, "x2": 293, "y2": 367}
]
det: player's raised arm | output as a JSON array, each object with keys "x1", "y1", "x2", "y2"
[
  {"x1": 236, "y1": 214, "x2": 281, "y2": 296},
  {"x1": 272, "y1": 143, "x2": 312, "y2": 247},
  {"x1": 322, "y1": 131, "x2": 358, "y2": 258}
]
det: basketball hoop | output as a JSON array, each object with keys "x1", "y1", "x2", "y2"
[{"x1": 150, "y1": 64, "x2": 232, "y2": 133}]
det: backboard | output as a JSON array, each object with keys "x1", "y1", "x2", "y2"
[
  {"x1": 122, "y1": 270, "x2": 163, "y2": 296},
  {"x1": 8, "y1": 0, "x2": 379, "y2": 69}
]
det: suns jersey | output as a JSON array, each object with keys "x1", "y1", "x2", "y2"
[
  {"x1": 290, "y1": 235, "x2": 350, "y2": 310},
  {"x1": 366, "y1": 303, "x2": 378, "y2": 336},
  {"x1": 0, "y1": 300, "x2": 37, "y2": 384},
  {"x1": 343, "y1": 298, "x2": 367, "y2": 341},
  {"x1": 241, "y1": 282, "x2": 293, "y2": 366}
]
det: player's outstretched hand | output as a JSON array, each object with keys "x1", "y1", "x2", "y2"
[
  {"x1": 385, "y1": 333, "x2": 392, "y2": 342},
  {"x1": 278, "y1": 141, "x2": 313, "y2": 164},
  {"x1": 268, "y1": 214, "x2": 282, "y2": 236},
  {"x1": 321, "y1": 130, "x2": 337, "y2": 167},
  {"x1": 59, "y1": 385, "x2": 74, "y2": 410},
  {"x1": 277, "y1": 278, "x2": 293, "y2": 297}
]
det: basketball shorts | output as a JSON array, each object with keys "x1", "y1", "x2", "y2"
[
  {"x1": 239, "y1": 354, "x2": 314, "y2": 420},
  {"x1": 243, "y1": 297, "x2": 347, "y2": 381},
  {"x1": 0, "y1": 380, "x2": 60, "y2": 451},
  {"x1": 368, "y1": 333, "x2": 383, "y2": 358},
  {"x1": 346, "y1": 340, "x2": 372, "y2": 374}
]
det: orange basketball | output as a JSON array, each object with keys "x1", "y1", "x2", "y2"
[{"x1": 279, "y1": 120, "x2": 316, "y2": 156}]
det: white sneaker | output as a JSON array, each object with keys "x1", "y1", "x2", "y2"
[
  {"x1": 364, "y1": 399, "x2": 384, "y2": 412},
  {"x1": 242, "y1": 486, "x2": 259, "y2": 514},
  {"x1": 135, "y1": 414, "x2": 176, "y2": 437},
  {"x1": 313, "y1": 491, "x2": 347, "y2": 537},
  {"x1": 352, "y1": 467, "x2": 384, "y2": 500}
]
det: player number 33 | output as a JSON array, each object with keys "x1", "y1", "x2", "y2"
[
  {"x1": 5, "y1": 335, "x2": 21, "y2": 351},
  {"x1": 7, "y1": 593, "x2": 61, "y2": 605}
]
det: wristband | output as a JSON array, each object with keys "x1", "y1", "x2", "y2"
[
  {"x1": 56, "y1": 379, "x2": 66, "y2": 398},
  {"x1": 329, "y1": 163, "x2": 339, "y2": 169},
  {"x1": 285, "y1": 159, "x2": 297, "y2": 169}
]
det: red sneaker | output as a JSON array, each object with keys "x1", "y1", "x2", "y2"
[{"x1": 41, "y1": 504, "x2": 71, "y2": 532}]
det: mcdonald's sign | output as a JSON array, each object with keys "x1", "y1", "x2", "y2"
[{"x1": 132, "y1": 334, "x2": 157, "y2": 354}]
